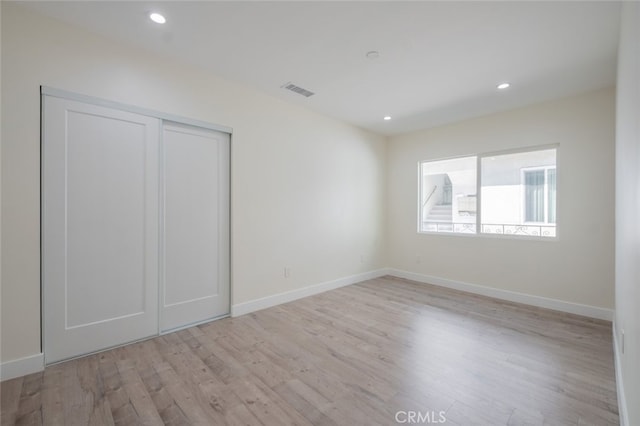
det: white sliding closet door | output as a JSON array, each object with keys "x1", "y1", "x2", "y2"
[
  {"x1": 43, "y1": 96, "x2": 160, "y2": 363},
  {"x1": 160, "y1": 123, "x2": 230, "y2": 332}
]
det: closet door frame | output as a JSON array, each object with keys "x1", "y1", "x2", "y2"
[
  {"x1": 42, "y1": 87, "x2": 233, "y2": 134},
  {"x1": 41, "y1": 86, "x2": 233, "y2": 363}
]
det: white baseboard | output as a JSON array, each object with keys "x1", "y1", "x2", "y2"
[
  {"x1": 387, "y1": 269, "x2": 614, "y2": 321},
  {"x1": 612, "y1": 321, "x2": 629, "y2": 426},
  {"x1": 232, "y1": 267, "x2": 614, "y2": 321},
  {"x1": 231, "y1": 269, "x2": 388, "y2": 317},
  {"x1": 0, "y1": 353, "x2": 44, "y2": 382}
]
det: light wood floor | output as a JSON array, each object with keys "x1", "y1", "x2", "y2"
[{"x1": 1, "y1": 276, "x2": 619, "y2": 425}]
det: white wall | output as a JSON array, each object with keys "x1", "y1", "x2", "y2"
[
  {"x1": 0, "y1": 4, "x2": 387, "y2": 365},
  {"x1": 614, "y1": 2, "x2": 640, "y2": 424},
  {"x1": 388, "y1": 88, "x2": 615, "y2": 309}
]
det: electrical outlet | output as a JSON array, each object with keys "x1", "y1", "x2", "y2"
[{"x1": 284, "y1": 267, "x2": 291, "y2": 278}]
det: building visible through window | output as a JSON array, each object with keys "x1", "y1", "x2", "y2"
[{"x1": 420, "y1": 156, "x2": 476, "y2": 234}]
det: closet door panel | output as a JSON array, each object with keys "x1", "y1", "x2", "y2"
[
  {"x1": 161, "y1": 123, "x2": 230, "y2": 331},
  {"x1": 43, "y1": 96, "x2": 160, "y2": 363}
]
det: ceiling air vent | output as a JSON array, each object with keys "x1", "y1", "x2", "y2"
[{"x1": 281, "y1": 82, "x2": 315, "y2": 98}]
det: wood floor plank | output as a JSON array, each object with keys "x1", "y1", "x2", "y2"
[
  {"x1": 14, "y1": 372, "x2": 43, "y2": 425},
  {"x1": 229, "y1": 378, "x2": 313, "y2": 426},
  {"x1": 0, "y1": 276, "x2": 619, "y2": 425},
  {"x1": 1, "y1": 377, "x2": 23, "y2": 426},
  {"x1": 113, "y1": 357, "x2": 165, "y2": 425},
  {"x1": 153, "y1": 332, "x2": 234, "y2": 423},
  {"x1": 151, "y1": 361, "x2": 218, "y2": 425},
  {"x1": 223, "y1": 402, "x2": 263, "y2": 426},
  {"x1": 272, "y1": 379, "x2": 336, "y2": 426},
  {"x1": 39, "y1": 365, "x2": 64, "y2": 425},
  {"x1": 75, "y1": 355, "x2": 114, "y2": 426}
]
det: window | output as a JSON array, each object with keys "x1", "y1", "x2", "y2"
[
  {"x1": 419, "y1": 156, "x2": 477, "y2": 234},
  {"x1": 419, "y1": 146, "x2": 557, "y2": 238},
  {"x1": 481, "y1": 148, "x2": 556, "y2": 237}
]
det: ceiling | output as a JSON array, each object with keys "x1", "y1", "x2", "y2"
[{"x1": 19, "y1": 1, "x2": 622, "y2": 136}]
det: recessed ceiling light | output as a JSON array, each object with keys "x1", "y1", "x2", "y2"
[
  {"x1": 366, "y1": 51, "x2": 380, "y2": 60},
  {"x1": 383, "y1": 116, "x2": 392, "y2": 121},
  {"x1": 149, "y1": 12, "x2": 166, "y2": 24},
  {"x1": 497, "y1": 82, "x2": 511, "y2": 90}
]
